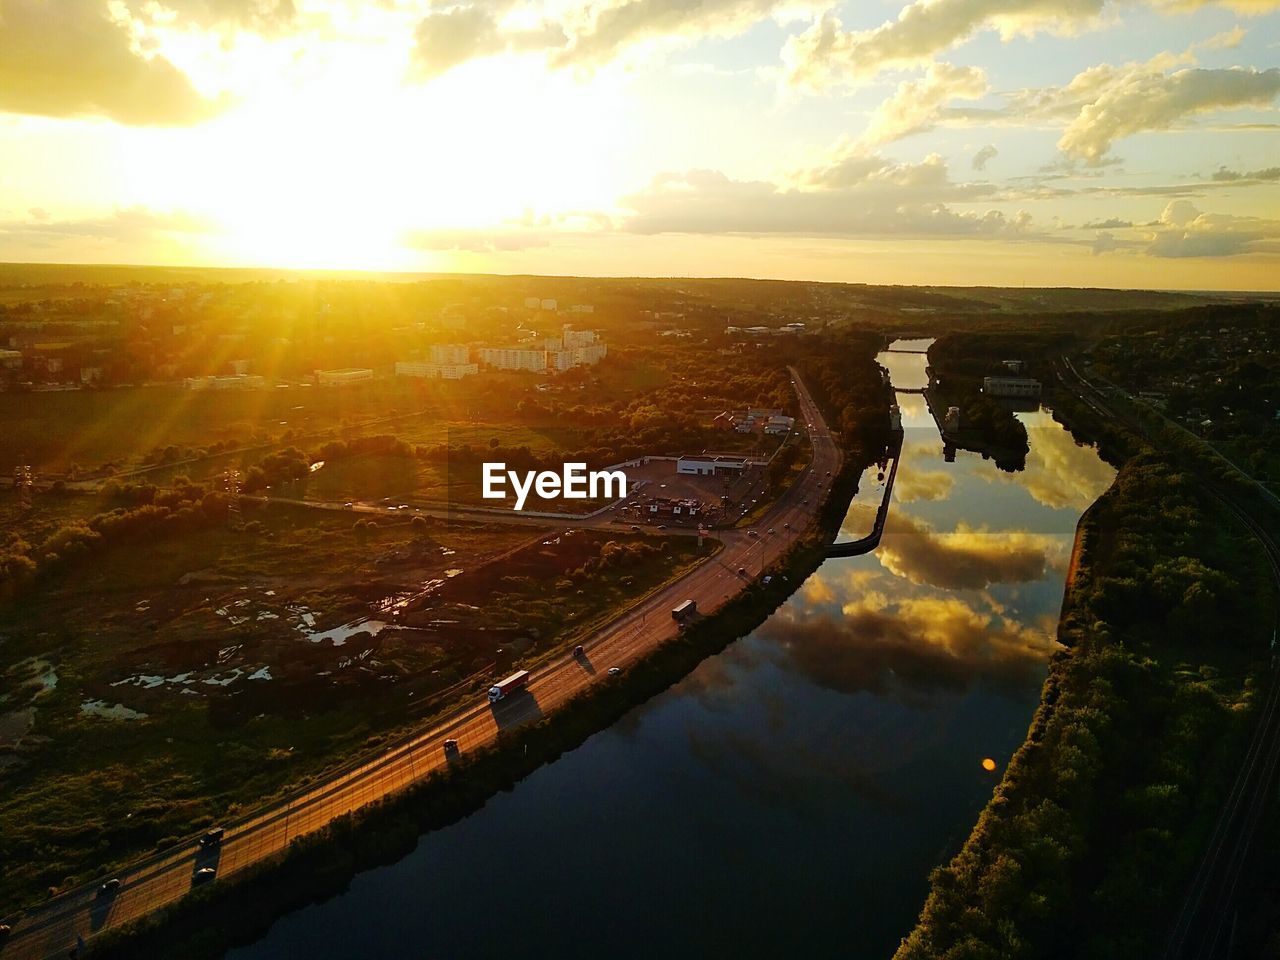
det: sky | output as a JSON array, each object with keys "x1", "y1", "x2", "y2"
[{"x1": 0, "y1": 0, "x2": 1277, "y2": 288}]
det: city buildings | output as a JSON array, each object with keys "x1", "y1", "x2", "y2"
[{"x1": 395, "y1": 344, "x2": 479, "y2": 379}]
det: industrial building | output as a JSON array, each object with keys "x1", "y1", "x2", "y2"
[
  {"x1": 983, "y1": 376, "x2": 1042, "y2": 398},
  {"x1": 677, "y1": 455, "x2": 747, "y2": 476}
]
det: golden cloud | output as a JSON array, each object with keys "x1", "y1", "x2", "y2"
[{"x1": 876, "y1": 512, "x2": 1065, "y2": 590}]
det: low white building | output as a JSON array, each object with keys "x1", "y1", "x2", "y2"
[
  {"x1": 677, "y1": 455, "x2": 747, "y2": 476},
  {"x1": 184, "y1": 374, "x2": 267, "y2": 390},
  {"x1": 764, "y1": 414, "x2": 795, "y2": 435},
  {"x1": 317, "y1": 368, "x2": 374, "y2": 386}
]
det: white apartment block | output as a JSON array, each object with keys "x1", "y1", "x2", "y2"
[
  {"x1": 477, "y1": 347, "x2": 548, "y2": 373},
  {"x1": 395, "y1": 360, "x2": 478, "y2": 380}
]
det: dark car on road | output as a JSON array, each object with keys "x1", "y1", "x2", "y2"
[
  {"x1": 199, "y1": 827, "x2": 224, "y2": 848},
  {"x1": 98, "y1": 878, "x2": 121, "y2": 897},
  {"x1": 194, "y1": 867, "x2": 216, "y2": 885}
]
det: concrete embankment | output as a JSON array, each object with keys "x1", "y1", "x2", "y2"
[{"x1": 827, "y1": 433, "x2": 902, "y2": 558}]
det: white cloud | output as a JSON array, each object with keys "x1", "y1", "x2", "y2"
[
  {"x1": 1144, "y1": 200, "x2": 1279, "y2": 257},
  {"x1": 1058, "y1": 66, "x2": 1280, "y2": 163},
  {"x1": 620, "y1": 153, "x2": 1037, "y2": 239},
  {"x1": 861, "y1": 62, "x2": 989, "y2": 145},
  {"x1": 782, "y1": 0, "x2": 1110, "y2": 92},
  {"x1": 972, "y1": 144, "x2": 999, "y2": 170}
]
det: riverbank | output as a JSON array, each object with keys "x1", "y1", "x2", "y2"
[{"x1": 894, "y1": 405, "x2": 1277, "y2": 957}]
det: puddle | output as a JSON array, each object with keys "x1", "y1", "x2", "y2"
[
  {"x1": 80, "y1": 700, "x2": 148, "y2": 720},
  {"x1": 305, "y1": 618, "x2": 394, "y2": 647},
  {"x1": 112, "y1": 671, "x2": 194, "y2": 689}
]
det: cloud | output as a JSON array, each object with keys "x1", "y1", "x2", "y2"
[
  {"x1": 875, "y1": 512, "x2": 1063, "y2": 590},
  {"x1": 1082, "y1": 217, "x2": 1133, "y2": 228},
  {"x1": 972, "y1": 144, "x2": 998, "y2": 171},
  {"x1": 407, "y1": 0, "x2": 816, "y2": 78},
  {"x1": 0, "y1": 207, "x2": 218, "y2": 248},
  {"x1": 1144, "y1": 200, "x2": 1279, "y2": 257},
  {"x1": 782, "y1": 0, "x2": 1109, "y2": 92},
  {"x1": 0, "y1": 0, "x2": 231, "y2": 124},
  {"x1": 993, "y1": 421, "x2": 1116, "y2": 506},
  {"x1": 621, "y1": 153, "x2": 1038, "y2": 239},
  {"x1": 861, "y1": 62, "x2": 989, "y2": 145},
  {"x1": 893, "y1": 468, "x2": 956, "y2": 503},
  {"x1": 1090, "y1": 230, "x2": 1121, "y2": 254},
  {"x1": 1058, "y1": 66, "x2": 1280, "y2": 163},
  {"x1": 410, "y1": 6, "x2": 566, "y2": 78},
  {"x1": 1210, "y1": 165, "x2": 1280, "y2": 182},
  {"x1": 549, "y1": 0, "x2": 797, "y2": 69},
  {"x1": 123, "y1": 0, "x2": 297, "y2": 31},
  {"x1": 758, "y1": 594, "x2": 1057, "y2": 702}
]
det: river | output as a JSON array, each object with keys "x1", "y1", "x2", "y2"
[{"x1": 229, "y1": 341, "x2": 1114, "y2": 960}]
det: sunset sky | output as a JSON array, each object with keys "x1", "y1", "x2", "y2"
[{"x1": 1, "y1": 0, "x2": 1277, "y2": 287}]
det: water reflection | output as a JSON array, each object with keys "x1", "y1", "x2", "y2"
[{"x1": 231, "y1": 341, "x2": 1115, "y2": 960}]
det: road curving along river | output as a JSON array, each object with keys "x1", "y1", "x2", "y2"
[{"x1": 230, "y1": 341, "x2": 1115, "y2": 960}]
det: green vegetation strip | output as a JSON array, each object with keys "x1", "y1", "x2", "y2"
[{"x1": 895, "y1": 413, "x2": 1277, "y2": 958}]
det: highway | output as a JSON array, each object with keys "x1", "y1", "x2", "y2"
[
  {"x1": 0, "y1": 368, "x2": 843, "y2": 960},
  {"x1": 1056, "y1": 356, "x2": 1280, "y2": 960}
]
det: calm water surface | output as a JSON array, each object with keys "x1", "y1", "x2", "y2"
[{"x1": 231, "y1": 343, "x2": 1114, "y2": 960}]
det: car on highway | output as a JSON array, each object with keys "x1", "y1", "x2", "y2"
[
  {"x1": 657, "y1": 524, "x2": 667, "y2": 530},
  {"x1": 443, "y1": 738, "x2": 459, "y2": 755},
  {"x1": 608, "y1": 667, "x2": 622, "y2": 676},
  {"x1": 573, "y1": 644, "x2": 585, "y2": 658},
  {"x1": 343, "y1": 502, "x2": 354, "y2": 509},
  {"x1": 783, "y1": 522, "x2": 790, "y2": 530},
  {"x1": 194, "y1": 867, "x2": 216, "y2": 885},
  {"x1": 748, "y1": 530, "x2": 758, "y2": 538},
  {"x1": 0, "y1": 924, "x2": 11, "y2": 940},
  {"x1": 199, "y1": 827, "x2": 224, "y2": 848},
  {"x1": 825, "y1": 470, "x2": 831, "y2": 476},
  {"x1": 98, "y1": 878, "x2": 121, "y2": 897},
  {"x1": 737, "y1": 567, "x2": 747, "y2": 576},
  {"x1": 630, "y1": 525, "x2": 641, "y2": 532},
  {"x1": 801, "y1": 499, "x2": 809, "y2": 505},
  {"x1": 767, "y1": 528, "x2": 775, "y2": 535}
]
